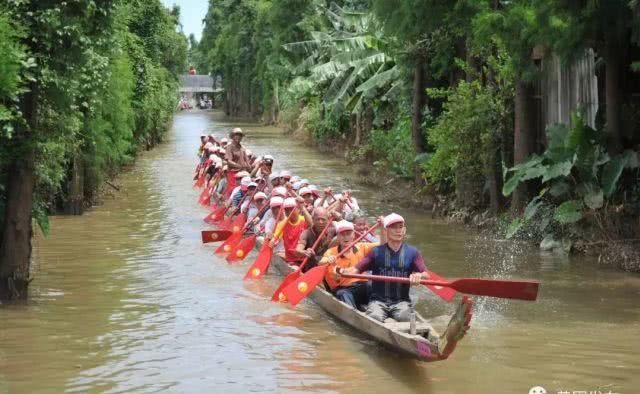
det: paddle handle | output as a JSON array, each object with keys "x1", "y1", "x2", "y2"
[{"x1": 338, "y1": 272, "x2": 445, "y2": 286}]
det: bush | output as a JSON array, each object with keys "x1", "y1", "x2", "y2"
[{"x1": 357, "y1": 108, "x2": 414, "y2": 178}]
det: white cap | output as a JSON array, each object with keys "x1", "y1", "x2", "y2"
[
  {"x1": 299, "y1": 187, "x2": 312, "y2": 196},
  {"x1": 240, "y1": 176, "x2": 252, "y2": 186},
  {"x1": 221, "y1": 138, "x2": 229, "y2": 144},
  {"x1": 280, "y1": 170, "x2": 292, "y2": 179},
  {"x1": 248, "y1": 182, "x2": 258, "y2": 188},
  {"x1": 269, "y1": 173, "x2": 280, "y2": 182},
  {"x1": 235, "y1": 171, "x2": 250, "y2": 178},
  {"x1": 254, "y1": 192, "x2": 267, "y2": 201},
  {"x1": 383, "y1": 213, "x2": 405, "y2": 228},
  {"x1": 291, "y1": 176, "x2": 301, "y2": 183},
  {"x1": 200, "y1": 134, "x2": 207, "y2": 137},
  {"x1": 283, "y1": 197, "x2": 297, "y2": 208},
  {"x1": 263, "y1": 154, "x2": 274, "y2": 161},
  {"x1": 292, "y1": 181, "x2": 303, "y2": 190},
  {"x1": 271, "y1": 186, "x2": 287, "y2": 197},
  {"x1": 231, "y1": 127, "x2": 243, "y2": 135},
  {"x1": 208, "y1": 155, "x2": 216, "y2": 161},
  {"x1": 335, "y1": 220, "x2": 355, "y2": 234},
  {"x1": 270, "y1": 196, "x2": 284, "y2": 207},
  {"x1": 308, "y1": 185, "x2": 321, "y2": 196},
  {"x1": 299, "y1": 179, "x2": 309, "y2": 186}
]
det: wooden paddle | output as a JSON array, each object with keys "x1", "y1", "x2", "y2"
[
  {"x1": 242, "y1": 206, "x2": 292, "y2": 280},
  {"x1": 337, "y1": 272, "x2": 540, "y2": 301},
  {"x1": 278, "y1": 222, "x2": 380, "y2": 306},
  {"x1": 226, "y1": 204, "x2": 271, "y2": 263},
  {"x1": 202, "y1": 203, "x2": 268, "y2": 245},
  {"x1": 267, "y1": 218, "x2": 335, "y2": 293}
]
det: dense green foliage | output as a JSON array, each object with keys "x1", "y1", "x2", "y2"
[
  {"x1": 0, "y1": 0, "x2": 186, "y2": 293},
  {"x1": 196, "y1": 0, "x2": 640, "y2": 256}
]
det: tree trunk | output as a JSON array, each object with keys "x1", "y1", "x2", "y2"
[
  {"x1": 271, "y1": 79, "x2": 279, "y2": 125},
  {"x1": 487, "y1": 135, "x2": 503, "y2": 215},
  {"x1": 411, "y1": 57, "x2": 427, "y2": 184},
  {"x1": 64, "y1": 155, "x2": 84, "y2": 215},
  {"x1": 603, "y1": 41, "x2": 624, "y2": 154},
  {"x1": 354, "y1": 111, "x2": 362, "y2": 147},
  {"x1": 0, "y1": 158, "x2": 35, "y2": 301},
  {"x1": 0, "y1": 83, "x2": 38, "y2": 301},
  {"x1": 511, "y1": 79, "x2": 536, "y2": 213}
]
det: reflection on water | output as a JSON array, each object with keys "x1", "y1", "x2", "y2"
[{"x1": 0, "y1": 110, "x2": 638, "y2": 393}]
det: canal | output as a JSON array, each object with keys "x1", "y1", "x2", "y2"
[{"x1": 1, "y1": 110, "x2": 638, "y2": 393}]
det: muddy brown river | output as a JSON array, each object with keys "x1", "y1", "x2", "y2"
[{"x1": 1, "y1": 110, "x2": 638, "y2": 393}]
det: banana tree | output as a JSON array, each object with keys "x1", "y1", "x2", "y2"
[{"x1": 282, "y1": 3, "x2": 401, "y2": 115}]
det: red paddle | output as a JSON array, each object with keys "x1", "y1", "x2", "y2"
[
  {"x1": 226, "y1": 204, "x2": 271, "y2": 263},
  {"x1": 278, "y1": 222, "x2": 380, "y2": 305},
  {"x1": 243, "y1": 206, "x2": 288, "y2": 281},
  {"x1": 226, "y1": 234, "x2": 257, "y2": 263},
  {"x1": 201, "y1": 229, "x2": 232, "y2": 244},
  {"x1": 338, "y1": 273, "x2": 540, "y2": 301},
  {"x1": 269, "y1": 218, "x2": 336, "y2": 297}
]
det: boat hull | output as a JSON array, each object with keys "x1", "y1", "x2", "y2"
[{"x1": 268, "y1": 252, "x2": 470, "y2": 362}]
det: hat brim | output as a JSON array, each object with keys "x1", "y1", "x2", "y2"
[{"x1": 384, "y1": 218, "x2": 405, "y2": 228}]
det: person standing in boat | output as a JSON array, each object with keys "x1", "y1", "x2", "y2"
[
  {"x1": 339, "y1": 213, "x2": 429, "y2": 322},
  {"x1": 319, "y1": 219, "x2": 385, "y2": 309},
  {"x1": 224, "y1": 128, "x2": 251, "y2": 198}
]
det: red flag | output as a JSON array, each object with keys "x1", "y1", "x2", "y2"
[
  {"x1": 244, "y1": 243, "x2": 274, "y2": 280},
  {"x1": 226, "y1": 235, "x2": 257, "y2": 263},
  {"x1": 281, "y1": 265, "x2": 328, "y2": 306}
]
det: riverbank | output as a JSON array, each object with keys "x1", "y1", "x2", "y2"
[{"x1": 281, "y1": 117, "x2": 640, "y2": 273}]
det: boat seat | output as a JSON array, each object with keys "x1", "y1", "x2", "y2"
[{"x1": 383, "y1": 320, "x2": 433, "y2": 335}]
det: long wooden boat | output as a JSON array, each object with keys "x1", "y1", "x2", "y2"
[{"x1": 266, "y1": 251, "x2": 473, "y2": 362}]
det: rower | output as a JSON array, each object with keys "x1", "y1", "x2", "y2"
[
  {"x1": 271, "y1": 197, "x2": 308, "y2": 264},
  {"x1": 243, "y1": 192, "x2": 268, "y2": 232},
  {"x1": 349, "y1": 211, "x2": 380, "y2": 243},
  {"x1": 224, "y1": 128, "x2": 251, "y2": 198},
  {"x1": 258, "y1": 196, "x2": 284, "y2": 241},
  {"x1": 298, "y1": 187, "x2": 316, "y2": 211},
  {"x1": 339, "y1": 213, "x2": 430, "y2": 323},
  {"x1": 231, "y1": 177, "x2": 256, "y2": 207},
  {"x1": 319, "y1": 219, "x2": 384, "y2": 309},
  {"x1": 294, "y1": 207, "x2": 336, "y2": 271}
]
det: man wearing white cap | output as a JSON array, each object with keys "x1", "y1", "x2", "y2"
[
  {"x1": 252, "y1": 154, "x2": 274, "y2": 181},
  {"x1": 272, "y1": 197, "x2": 308, "y2": 264},
  {"x1": 319, "y1": 219, "x2": 384, "y2": 309},
  {"x1": 231, "y1": 177, "x2": 256, "y2": 207},
  {"x1": 340, "y1": 213, "x2": 429, "y2": 322},
  {"x1": 258, "y1": 196, "x2": 284, "y2": 240},
  {"x1": 299, "y1": 187, "x2": 317, "y2": 211},
  {"x1": 242, "y1": 192, "x2": 268, "y2": 231}
]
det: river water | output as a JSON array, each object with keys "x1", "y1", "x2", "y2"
[{"x1": 1, "y1": 110, "x2": 638, "y2": 394}]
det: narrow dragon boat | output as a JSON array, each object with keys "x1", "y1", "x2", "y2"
[{"x1": 266, "y1": 250, "x2": 473, "y2": 362}]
